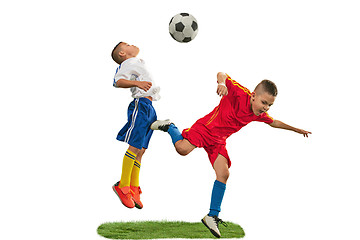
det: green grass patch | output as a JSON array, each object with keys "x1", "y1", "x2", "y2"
[{"x1": 97, "y1": 220, "x2": 245, "y2": 239}]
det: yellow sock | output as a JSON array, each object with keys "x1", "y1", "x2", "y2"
[
  {"x1": 130, "y1": 159, "x2": 141, "y2": 187},
  {"x1": 119, "y1": 150, "x2": 136, "y2": 188}
]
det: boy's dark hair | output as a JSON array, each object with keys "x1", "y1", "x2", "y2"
[
  {"x1": 111, "y1": 41, "x2": 123, "y2": 64},
  {"x1": 256, "y1": 79, "x2": 278, "y2": 96}
]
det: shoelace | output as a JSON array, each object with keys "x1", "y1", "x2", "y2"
[
  {"x1": 125, "y1": 189, "x2": 135, "y2": 199},
  {"x1": 158, "y1": 124, "x2": 170, "y2": 132},
  {"x1": 115, "y1": 182, "x2": 135, "y2": 199},
  {"x1": 131, "y1": 186, "x2": 142, "y2": 195},
  {"x1": 214, "y1": 216, "x2": 228, "y2": 227}
]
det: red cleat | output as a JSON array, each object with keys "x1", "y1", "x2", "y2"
[
  {"x1": 112, "y1": 182, "x2": 135, "y2": 208},
  {"x1": 130, "y1": 186, "x2": 143, "y2": 209}
]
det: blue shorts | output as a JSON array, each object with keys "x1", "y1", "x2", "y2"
[{"x1": 116, "y1": 98, "x2": 157, "y2": 149}]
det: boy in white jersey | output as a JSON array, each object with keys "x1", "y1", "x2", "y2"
[{"x1": 111, "y1": 42, "x2": 160, "y2": 209}]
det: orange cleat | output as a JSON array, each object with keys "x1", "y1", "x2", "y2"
[
  {"x1": 130, "y1": 186, "x2": 143, "y2": 209},
  {"x1": 112, "y1": 182, "x2": 135, "y2": 208}
]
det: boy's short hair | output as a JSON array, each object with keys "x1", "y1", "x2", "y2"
[
  {"x1": 111, "y1": 41, "x2": 123, "y2": 64},
  {"x1": 255, "y1": 79, "x2": 278, "y2": 96}
]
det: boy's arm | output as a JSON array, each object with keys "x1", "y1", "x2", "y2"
[
  {"x1": 114, "y1": 78, "x2": 152, "y2": 92},
  {"x1": 269, "y1": 120, "x2": 312, "y2": 137},
  {"x1": 216, "y1": 72, "x2": 228, "y2": 97}
]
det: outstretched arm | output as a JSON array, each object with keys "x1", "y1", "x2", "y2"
[{"x1": 269, "y1": 120, "x2": 312, "y2": 137}]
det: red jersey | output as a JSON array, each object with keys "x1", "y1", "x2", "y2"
[{"x1": 189, "y1": 75, "x2": 274, "y2": 142}]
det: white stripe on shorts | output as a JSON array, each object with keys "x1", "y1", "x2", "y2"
[{"x1": 125, "y1": 98, "x2": 139, "y2": 143}]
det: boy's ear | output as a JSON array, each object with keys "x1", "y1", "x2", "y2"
[
  {"x1": 251, "y1": 91, "x2": 256, "y2": 100},
  {"x1": 118, "y1": 50, "x2": 126, "y2": 57}
]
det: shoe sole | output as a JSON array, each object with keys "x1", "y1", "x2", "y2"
[
  {"x1": 134, "y1": 201, "x2": 143, "y2": 209},
  {"x1": 112, "y1": 185, "x2": 135, "y2": 209},
  {"x1": 132, "y1": 196, "x2": 143, "y2": 209},
  {"x1": 201, "y1": 218, "x2": 221, "y2": 238},
  {"x1": 150, "y1": 119, "x2": 171, "y2": 131}
]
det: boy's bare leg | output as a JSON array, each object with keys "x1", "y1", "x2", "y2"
[
  {"x1": 174, "y1": 139, "x2": 196, "y2": 156},
  {"x1": 128, "y1": 146, "x2": 145, "y2": 163},
  {"x1": 213, "y1": 154, "x2": 230, "y2": 183},
  {"x1": 128, "y1": 145, "x2": 143, "y2": 155}
]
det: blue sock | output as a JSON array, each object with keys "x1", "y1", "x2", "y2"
[
  {"x1": 208, "y1": 180, "x2": 226, "y2": 217},
  {"x1": 168, "y1": 124, "x2": 184, "y2": 145}
]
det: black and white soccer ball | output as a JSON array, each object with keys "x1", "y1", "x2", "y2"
[{"x1": 169, "y1": 13, "x2": 198, "y2": 43}]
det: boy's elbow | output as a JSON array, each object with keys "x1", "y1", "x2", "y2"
[
  {"x1": 113, "y1": 80, "x2": 121, "y2": 88},
  {"x1": 217, "y1": 72, "x2": 226, "y2": 78},
  {"x1": 269, "y1": 120, "x2": 278, "y2": 128}
]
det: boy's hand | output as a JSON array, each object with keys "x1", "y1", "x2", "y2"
[
  {"x1": 217, "y1": 83, "x2": 228, "y2": 97},
  {"x1": 137, "y1": 81, "x2": 152, "y2": 92},
  {"x1": 296, "y1": 129, "x2": 312, "y2": 138}
]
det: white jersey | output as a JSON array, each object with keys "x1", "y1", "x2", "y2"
[{"x1": 113, "y1": 57, "x2": 160, "y2": 101}]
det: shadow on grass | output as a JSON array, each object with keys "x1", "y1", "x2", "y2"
[{"x1": 97, "y1": 221, "x2": 245, "y2": 239}]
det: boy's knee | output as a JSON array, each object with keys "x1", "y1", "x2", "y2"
[
  {"x1": 175, "y1": 139, "x2": 195, "y2": 156},
  {"x1": 176, "y1": 146, "x2": 190, "y2": 156},
  {"x1": 128, "y1": 145, "x2": 141, "y2": 155},
  {"x1": 216, "y1": 168, "x2": 230, "y2": 183},
  {"x1": 223, "y1": 170, "x2": 230, "y2": 180},
  {"x1": 175, "y1": 141, "x2": 189, "y2": 156}
]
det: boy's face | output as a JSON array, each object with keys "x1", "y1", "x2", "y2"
[
  {"x1": 250, "y1": 91, "x2": 276, "y2": 116},
  {"x1": 118, "y1": 42, "x2": 140, "y2": 59}
]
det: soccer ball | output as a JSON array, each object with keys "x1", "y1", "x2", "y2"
[{"x1": 169, "y1": 13, "x2": 198, "y2": 43}]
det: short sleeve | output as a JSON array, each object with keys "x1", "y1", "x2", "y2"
[
  {"x1": 114, "y1": 62, "x2": 132, "y2": 81},
  {"x1": 113, "y1": 61, "x2": 134, "y2": 87},
  {"x1": 256, "y1": 112, "x2": 274, "y2": 124}
]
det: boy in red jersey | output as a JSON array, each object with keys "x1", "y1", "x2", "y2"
[{"x1": 151, "y1": 72, "x2": 311, "y2": 238}]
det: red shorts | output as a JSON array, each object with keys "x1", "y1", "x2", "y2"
[{"x1": 182, "y1": 123, "x2": 231, "y2": 168}]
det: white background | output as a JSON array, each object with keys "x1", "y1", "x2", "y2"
[{"x1": 1, "y1": 0, "x2": 360, "y2": 240}]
